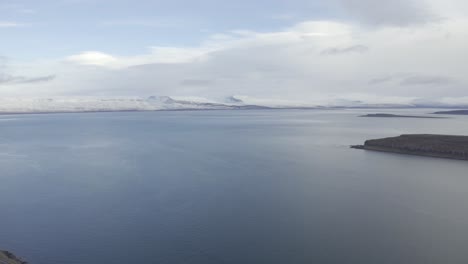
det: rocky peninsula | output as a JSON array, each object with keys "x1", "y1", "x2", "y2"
[
  {"x1": 0, "y1": 251, "x2": 27, "y2": 264},
  {"x1": 352, "y1": 134, "x2": 468, "y2": 160}
]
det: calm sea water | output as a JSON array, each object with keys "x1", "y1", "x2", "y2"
[{"x1": 1, "y1": 109, "x2": 468, "y2": 264}]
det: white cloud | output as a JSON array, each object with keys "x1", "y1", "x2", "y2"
[
  {"x1": 0, "y1": 74, "x2": 55, "y2": 84},
  {"x1": 64, "y1": 45, "x2": 222, "y2": 69},
  {"x1": 0, "y1": 21, "x2": 23, "y2": 28},
  {"x1": 65, "y1": 51, "x2": 119, "y2": 67},
  {"x1": 2, "y1": 0, "x2": 468, "y2": 104}
]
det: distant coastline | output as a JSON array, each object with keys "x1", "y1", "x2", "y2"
[
  {"x1": 360, "y1": 113, "x2": 445, "y2": 119},
  {"x1": 0, "y1": 107, "x2": 467, "y2": 117},
  {"x1": 0, "y1": 106, "x2": 317, "y2": 116},
  {"x1": 1, "y1": 96, "x2": 468, "y2": 116},
  {"x1": 432, "y1": 110, "x2": 468, "y2": 115},
  {"x1": 352, "y1": 134, "x2": 468, "y2": 161}
]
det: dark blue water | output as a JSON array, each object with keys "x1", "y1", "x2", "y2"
[{"x1": 1, "y1": 110, "x2": 468, "y2": 264}]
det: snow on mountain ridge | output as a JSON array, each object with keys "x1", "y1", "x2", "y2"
[
  {"x1": 0, "y1": 96, "x2": 467, "y2": 114},
  {"x1": 0, "y1": 96, "x2": 244, "y2": 113}
]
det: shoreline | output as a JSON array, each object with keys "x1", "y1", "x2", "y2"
[
  {"x1": 352, "y1": 134, "x2": 468, "y2": 161},
  {"x1": 0, "y1": 250, "x2": 27, "y2": 264},
  {"x1": 351, "y1": 144, "x2": 468, "y2": 161},
  {"x1": 0, "y1": 106, "x2": 464, "y2": 117}
]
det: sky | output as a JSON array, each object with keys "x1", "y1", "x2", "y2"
[{"x1": 1, "y1": 0, "x2": 468, "y2": 104}]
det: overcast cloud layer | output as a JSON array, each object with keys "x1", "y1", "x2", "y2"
[{"x1": 1, "y1": 0, "x2": 468, "y2": 105}]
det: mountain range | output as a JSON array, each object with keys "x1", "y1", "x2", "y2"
[{"x1": 0, "y1": 96, "x2": 466, "y2": 114}]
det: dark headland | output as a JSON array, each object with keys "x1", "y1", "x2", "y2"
[
  {"x1": 351, "y1": 134, "x2": 468, "y2": 160},
  {"x1": 0, "y1": 250, "x2": 27, "y2": 264},
  {"x1": 432, "y1": 110, "x2": 468, "y2": 115},
  {"x1": 360, "y1": 113, "x2": 445, "y2": 119}
]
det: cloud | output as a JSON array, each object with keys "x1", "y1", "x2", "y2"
[
  {"x1": 65, "y1": 51, "x2": 119, "y2": 67},
  {"x1": 370, "y1": 73, "x2": 455, "y2": 86},
  {"x1": 369, "y1": 76, "x2": 394, "y2": 84},
  {"x1": 180, "y1": 79, "x2": 214, "y2": 86},
  {"x1": 400, "y1": 75, "x2": 454, "y2": 86},
  {"x1": 0, "y1": 74, "x2": 56, "y2": 85},
  {"x1": 3, "y1": 14, "x2": 468, "y2": 101},
  {"x1": 0, "y1": 21, "x2": 23, "y2": 28},
  {"x1": 321, "y1": 45, "x2": 369, "y2": 55},
  {"x1": 65, "y1": 46, "x2": 218, "y2": 69}
]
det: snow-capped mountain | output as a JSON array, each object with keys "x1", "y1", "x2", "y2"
[
  {"x1": 0, "y1": 96, "x2": 272, "y2": 114},
  {"x1": 0, "y1": 96, "x2": 467, "y2": 114}
]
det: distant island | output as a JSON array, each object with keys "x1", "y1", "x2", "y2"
[
  {"x1": 0, "y1": 250, "x2": 27, "y2": 264},
  {"x1": 360, "y1": 113, "x2": 445, "y2": 119},
  {"x1": 432, "y1": 110, "x2": 468, "y2": 115},
  {"x1": 352, "y1": 134, "x2": 468, "y2": 160}
]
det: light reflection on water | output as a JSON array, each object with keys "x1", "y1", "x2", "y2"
[{"x1": 0, "y1": 109, "x2": 467, "y2": 264}]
